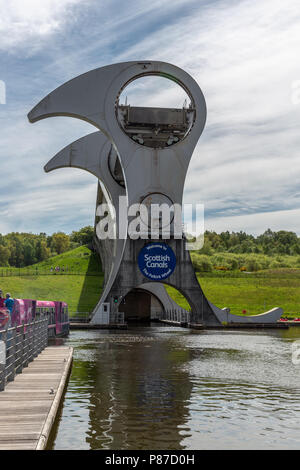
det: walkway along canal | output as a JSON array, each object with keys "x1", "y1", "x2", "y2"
[{"x1": 0, "y1": 320, "x2": 73, "y2": 450}]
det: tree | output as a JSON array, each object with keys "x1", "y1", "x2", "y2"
[
  {"x1": 0, "y1": 245, "x2": 10, "y2": 266},
  {"x1": 23, "y1": 242, "x2": 36, "y2": 266},
  {"x1": 36, "y1": 239, "x2": 51, "y2": 261},
  {"x1": 51, "y1": 232, "x2": 70, "y2": 254},
  {"x1": 70, "y1": 226, "x2": 94, "y2": 245}
]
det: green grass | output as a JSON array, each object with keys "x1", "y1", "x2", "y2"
[
  {"x1": 0, "y1": 275, "x2": 103, "y2": 314},
  {"x1": 197, "y1": 273, "x2": 300, "y2": 317},
  {"x1": 165, "y1": 286, "x2": 191, "y2": 311},
  {"x1": 0, "y1": 246, "x2": 104, "y2": 315},
  {"x1": 1, "y1": 246, "x2": 300, "y2": 319},
  {"x1": 167, "y1": 268, "x2": 300, "y2": 318},
  {"x1": 0, "y1": 245, "x2": 101, "y2": 275}
]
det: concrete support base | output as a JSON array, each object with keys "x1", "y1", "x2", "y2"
[{"x1": 91, "y1": 237, "x2": 222, "y2": 327}]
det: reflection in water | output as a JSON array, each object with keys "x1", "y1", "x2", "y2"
[
  {"x1": 85, "y1": 331, "x2": 192, "y2": 450},
  {"x1": 50, "y1": 325, "x2": 300, "y2": 450}
]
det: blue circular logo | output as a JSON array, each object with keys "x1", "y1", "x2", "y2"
[{"x1": 138, "y1": 243, "x2": 176, "y2": 281}]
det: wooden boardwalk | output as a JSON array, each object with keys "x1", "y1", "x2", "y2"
[{"x1": 0, "y1": 346, "x2": 73, "y2": 450}]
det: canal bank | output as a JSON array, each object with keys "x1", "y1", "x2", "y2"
[{"x1": 48, "y1": 324, "x2": 300, "y2": 450}]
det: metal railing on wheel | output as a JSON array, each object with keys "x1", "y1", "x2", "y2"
[
  {"x1": 161, "y1": 310, "x2": 190, "y2": 323},
  {"x1": 0, "y1": 318, "x2": 49, "y2": 391}
]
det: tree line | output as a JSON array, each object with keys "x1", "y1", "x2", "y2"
[
  {"x1": 192, "y1": 229, "x2": 300, "y2": 272},
  {"x1": 199, "y1": 229, "x2": 300, "y2": 256},
  {"x1": 0, "y1": 226, "x2": 299, "y2": 268},
  {"x1": 0, "y1": 226, "x2": 94, "y2": 267}
]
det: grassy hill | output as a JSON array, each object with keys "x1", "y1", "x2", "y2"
[
  {"x1": 0, "y1": 245, "x2": 300, "y2": 318},
  {"x1": 0, "y1": 245, "x2": 100, "y2": 275},
  {"x1": 0, "y1": 246, "x2": 104, "y2": 315}
]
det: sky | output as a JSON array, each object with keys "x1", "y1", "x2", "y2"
[{"x1": 0, "y1": 0, "x2": 300, "y2": 236}]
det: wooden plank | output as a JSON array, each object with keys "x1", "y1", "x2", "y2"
[
  {"x1": 0, "y1": 401, "x2": 53, "y2": 408},
  {"x1": 0, "y1": 441, "x2": 37, "y2": 450},
  {"x1": 0, "y1": 396, "x2": 55, "y2": 401},
  {"x1": 0, "y1": 414, "x2": 47, "y2": 423},
  {"x1": 0, "y1": 346, "x2": 73, "y2": 450},
  {"x1": 6, "y1": 376, "x2": 61, "y2": 382},
  {"x1": 2, "y1": 384, "x2": 60, "y2": 390},
  {"x1": 0, "y1": 432, "x2": 41, "y2": 441},
  {"x1": 2, "y1": 390, "x2": 58, "y2": 395},
  {"x1": 0, "y1": 424, "x2": 43, "y2": 434},
  {"x1": 17, "y1": 372, "x2": 63, "y2": 376},
  {"x1": 23, "y1": 361, "x2": 65, "y2": 370}
]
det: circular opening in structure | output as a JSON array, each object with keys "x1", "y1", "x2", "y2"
[
  {"x1": 116, "y1": 74, "x2": 195, "y2": 149},
  {"x1": 140, "y1": 193, "x2": 174, "y2": 229}
]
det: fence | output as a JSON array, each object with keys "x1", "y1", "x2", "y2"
[
  {"x1": 161, "y1": 310, "x2": 190, "y2": 323},
  {"x1": 0, "y1": 318, "x2": 48, "y2": 391},
  {"x1": 0, "y1": 269, "x2": 100, "y2": 277}
]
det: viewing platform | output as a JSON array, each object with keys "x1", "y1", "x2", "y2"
[{"x1": 0, "y1": 345, "x2": 72, "y2": 450}]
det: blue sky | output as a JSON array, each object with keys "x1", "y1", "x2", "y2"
[{"x1": 0, "y1": 0, "x2": 300, "y2": 235}]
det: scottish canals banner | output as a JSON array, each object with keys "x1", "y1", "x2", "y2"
[{"x1": 138, "y1": 243, "x2": 176, "y2": 281}]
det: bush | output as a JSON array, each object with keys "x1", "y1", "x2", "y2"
[
  {"x1": 269, "y1": 261, "x2": 282, "y2": 269},
  {"x1": 224, "y1": 256, "x2": 238, "y2": 270},
  {"x1": 270, "y1": 259, "x2": 293, "y2": 269},
  {"x1": 258, "y1": 256, "x2": 271, "y2": 270},
  {"x1": 245, "y1": 259, "x2": 262, "y2": 272},
  {"x1": 211, "y1": 254, "x2": 240, "y2": 270},
  {"x1": 211, "y1": 254, "x2": 226, "y2": 266},
  {"x1": 192, "y1": 255, "x2": 213, "y2": 272}
]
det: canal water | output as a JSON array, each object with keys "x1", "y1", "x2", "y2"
[{"x1": 49, "y1": 324, "x2": 300, "y2": 450}]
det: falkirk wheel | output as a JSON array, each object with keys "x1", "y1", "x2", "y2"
[{"x1": 28, "y1": 61, "x2": 282, "y2": 326}]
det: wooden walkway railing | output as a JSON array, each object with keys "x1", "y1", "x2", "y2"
[{"x1": 0, "y1": 318, "x2": 48, "y2": 391}]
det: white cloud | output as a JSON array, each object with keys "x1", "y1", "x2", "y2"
[
  {"x1": 205, "y1": 207, "x2": 300, "y2": 235},
  {"x1": 0, "y1": 0, "x2": 87, "y2": 52},
  {"x1": 1, "y1": 0, "x2": 300, "y2": 235},
  {"x1": 113, "y1": 0, "x2": 300, "y2": 233},
  {"x1": 0, "y1": 169, "x2": 97, "y2": 234}
]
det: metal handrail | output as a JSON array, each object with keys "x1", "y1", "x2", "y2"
[
  {"x1": 0, "y1": 318, "x2": 48, "y2": 391},
  {"x1": 161, "y1": 310, "x2": 190, "y2": 323}
]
